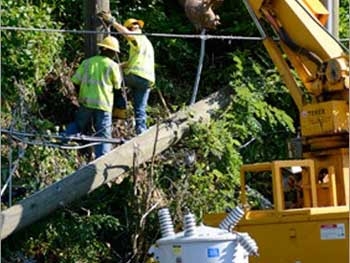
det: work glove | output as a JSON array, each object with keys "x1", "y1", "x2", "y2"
[
  {"x1": 100, "y1": 11, "x2": 116, "y2": 25},
  {"x1": 112, "y1": 107, "x2": 127, "y2": 120}
]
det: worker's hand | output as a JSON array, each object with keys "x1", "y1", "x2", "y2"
[
  {"x1": 120, "y1": 62, "x2": 127, "y2": 69},
  {"x1": 100, "y1": 11, "x2": 116, "y2": 25}
]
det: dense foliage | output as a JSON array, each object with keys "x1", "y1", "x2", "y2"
[
  {"x1": 1, "y1": 0, "x2": 348, "y2": 262},
  {"x1": 1, "y1": 1, "x2": 79, "y2": 212}
]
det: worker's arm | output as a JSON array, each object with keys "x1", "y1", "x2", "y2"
[
  {"x1": 69, "y1": 83, "x2": 80, "y2": 107},
  {"x1": 101, "y1": 12, "x2": 135, "y2": 42}
]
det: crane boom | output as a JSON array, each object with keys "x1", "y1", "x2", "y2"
[
  {"x1": 246, "y1": 0, "x2": 349, "y2": 146},
  {"x1": 249, "y1": 0, "x2": 349, "y2": 98}
]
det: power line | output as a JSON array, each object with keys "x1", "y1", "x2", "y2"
[
  {"x1": 1, "y1": 128, "x2": 126, "y2": 149},
  {"x1": 2, "y1": 26, "x2": 349, "y2": 42},
  {"x1": 0, "y1": 26, "x2": 264, "y2": 41}
]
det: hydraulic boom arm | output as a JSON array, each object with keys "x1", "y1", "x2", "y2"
[
  {"x1": 247, "y1": 0, "x2": 349, "y2": 106},
  {"x1": 245, "y1": 0, "x2": 349, "y2": 149}
]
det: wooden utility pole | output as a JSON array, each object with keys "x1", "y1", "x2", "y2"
[
  {"x1": 83, "y1": 0, "x2": 110, "y2": 57},
  {"x1": 321, "y1": 0, "x2": 339, "y2": 38},
  {"x1": 0, "y1": 88, "x2": 233, "y2": 240}
]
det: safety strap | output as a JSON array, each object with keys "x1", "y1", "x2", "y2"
[{"x1": 115, "y1": 54, "x2": 128, "y2": 106}]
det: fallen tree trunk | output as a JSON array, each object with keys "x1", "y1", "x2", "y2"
[{"x1": 0, "y1": 87, "x2": 232, "y2": 240}]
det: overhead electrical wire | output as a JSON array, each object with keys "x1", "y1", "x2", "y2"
[
  {"x1": 189, "y1": 28, "x2": 206, "y2": 105},
  {"x1": 1, "y1": 26, "x2": 348, "y2": 42},
  {"x1": 0, "y1": 25, "x2": 264, "y2": 41},
  {"x1": 1, "y1": 128, "x2": 126, "y2": 150}
]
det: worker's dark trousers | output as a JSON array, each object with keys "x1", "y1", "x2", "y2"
[
  {"x1": 64, "y1": 106, "x2": 112, "y2": 158},
  {"x1": 114, "y1": 74, "x2": 151, "y2": 135}
]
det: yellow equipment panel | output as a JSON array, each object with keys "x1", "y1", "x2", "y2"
[
  {"x1": 204, "y1": 208, "x2": 349, "y2": 263},
  {"x1": 300, "y1": 101, "x2": 349, "y2": 136}
]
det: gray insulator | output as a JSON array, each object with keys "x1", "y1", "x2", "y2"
[
  {"x1": 231, "y1": 244, "x2": 241, "y2": 263},
  {"x1": 158, "y1": 208, "x2": 175, "y2": 238},
  {"x1": 184, "y1": 212, "x2": 196, "y2": 237},
  {"x1": 219, "y1": 205, "x2": 245, "y2": 231},
  {"x1": 238, "y1": 232, "x2": 259, "y2": 256}
]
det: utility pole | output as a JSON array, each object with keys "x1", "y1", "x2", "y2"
[
  {"x1": 0, "y1": 88, "x2": 233, "y2": 240},
  {"x1": 321, "y1": 0, "x2": 339, "y2": 38},
  {"x1": 83, "y1": 0, "x2": 110, "y2": 57}
]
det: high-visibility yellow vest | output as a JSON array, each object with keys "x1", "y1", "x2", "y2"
[
  {"x1": 72, "y1": 56, "x2": 121, "y2": 112},
  {"x1": 125, "y1": 35, "x2": 155, "y2": 85}
]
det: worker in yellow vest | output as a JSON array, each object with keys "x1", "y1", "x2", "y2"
[
  {"x1": 64, "y1": 36, "x2": 122, "y2": 158},
  {"x1": 101, "y1": 12, "x2": 155, "y2": 135}
]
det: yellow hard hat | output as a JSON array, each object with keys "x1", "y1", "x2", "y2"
[
  {"x1": 97, "y1": 36, "x2": 120, "y2": 52},
  {"x1": 124, "y1": 18, "x2": 144, "y2": 29}
]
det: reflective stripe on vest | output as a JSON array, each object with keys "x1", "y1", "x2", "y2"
[
  {"x1": 125, "y1": 35, "x2": 155, "y2": 84},
  {"x1": 72, "y1": 56, "x2": 121, "y2": 112}
]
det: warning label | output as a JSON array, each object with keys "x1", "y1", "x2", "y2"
[
  {"x1": 172, "y1": 245, "x2": 182, "y2": 255},
  {"x1": 207, "y1": 248, "x2": 219, "y2": 258},
  {"x1": 320, "y1": 223, "x2": 346, "y2": 240}
]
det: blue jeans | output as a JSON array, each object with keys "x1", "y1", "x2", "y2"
[
  {"x1": 65, "y1": 105, "x2": 112, "y2": 158},
  {"x1": 115, "y1": 74, "x2": 151, "y2": 135}
]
